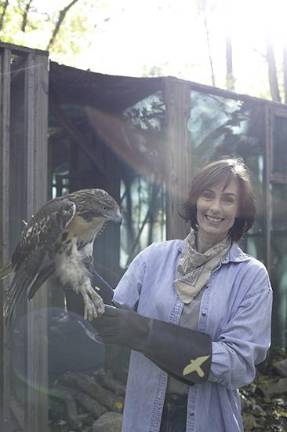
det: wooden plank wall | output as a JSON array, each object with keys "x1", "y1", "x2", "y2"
[
  {"x1": 0, "y1": 43, "x2": 49, "y2": 432},
  {"x1": 0, "y1": 47, "x2": 12, "y2": 432}
]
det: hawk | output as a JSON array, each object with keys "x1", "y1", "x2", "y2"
[{"x1": 3, "y1": 188, "x2": 121, "y2": 325}]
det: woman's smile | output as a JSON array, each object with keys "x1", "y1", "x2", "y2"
[{"x1": 204, "y1": 214, "x2": 224, "y2": 224}]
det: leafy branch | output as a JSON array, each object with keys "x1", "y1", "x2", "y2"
[
  {"x1": 21, "y1": 0, "x2": 32, "y2": 32},
  {"x1": 0, "y1": 0, "x2": 9, "y2": 32},
  {"x1": 47, "y1": 0, "x2": 80, "y2": 50}
]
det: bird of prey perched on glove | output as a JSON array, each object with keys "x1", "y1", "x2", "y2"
[{"x1": 3, "y1": 188, "x2": 121, "y2": 325}]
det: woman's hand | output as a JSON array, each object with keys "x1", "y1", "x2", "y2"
[{"x1": 94, "y1": 305, "x2": 212, "y2": 384}]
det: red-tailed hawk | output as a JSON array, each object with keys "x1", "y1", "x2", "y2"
[{"x1": 3, "y1": 189, "x2": 121, "y2": 324}]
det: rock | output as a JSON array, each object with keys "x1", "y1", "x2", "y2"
[
  {"x1": 258, "y1": 377, "x2": 287, "y2": 398},
  {"x1": 93, "y1": 412, "x2": 123, "y2": 432},
  {"x1": 95, "y1": 370, "x2": 125, "y2": 396},
  {"x1": 274, "y1": 359, "x2": 287, "y2": 377},
  {"x1": 252, "y1": 403, "x2": 266, "y2": 417},
  {"x1": 240, "y1": 393, "x2": 252, "y2": 411},
  {"x1": 243, "y1": 413, "x2": 258, "y2": 431}
]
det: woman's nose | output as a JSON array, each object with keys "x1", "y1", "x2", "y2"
[{"x1": 209, "y1": 198, "x2": 221, "y2": 212}]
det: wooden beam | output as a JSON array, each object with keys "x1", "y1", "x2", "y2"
[
  {"x1": 0, "y1": 47, "x2": 11, "y2": 432},
  {"x1": 9, "y1": 397, "x2": 25, "y2": 430},
  {"x1": 264, "y1": 103, "x2": 272, "y2": 272},
  {"x1": 1, "y1": 47, "x2": 49, "y2": 432},
  {"x1": 25, "y1": 51, "x2": 49, "y2": 432},
  {"x1": 0, "y1": 41, "x2": 48, "y2": 56},
  {"x1": 164, "y1": 78, "x2": 192, "y2": 240}
]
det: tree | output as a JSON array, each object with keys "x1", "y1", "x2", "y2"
[
  {"x1": 0, "y1": 0, "x2": 101, "y2": 59},
  {"x1": 0, "y1": 0, "x2": 9, "y2": 31},
  {"x1": 47, "y1": 0, "x2": 81, "y2": 50},
  {"x1": 21, "y1": 0, "x2": 32, "y2": 32},
  {"x1": 283, "y1": 45, "x2": 287, "y2": 104},
  {"x1": 265, "y1": 34, "x2": 281, "y2": 103},
  {"x1": 198, "y1": 0, "x2": 216, "y2": 86},
  {"x1": 1, "y1": 0, "x2": 287, "y2": 104},
  {"x1": 225, "y1": 35, "x2": 235, "y2": 91}
]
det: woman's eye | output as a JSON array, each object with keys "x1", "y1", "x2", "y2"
[
  {"x1": 222, "y1": 196, "x2": 235, "y2": 204},
  {"x1": 201, "y1": 190, "x2": 213, "y2": 199}
]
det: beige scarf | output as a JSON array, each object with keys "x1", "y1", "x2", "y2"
[{"x1": 175, "y1": 229, "x2": 231, "y2": 304}]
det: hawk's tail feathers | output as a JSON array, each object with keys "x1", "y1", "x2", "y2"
[
  {"x1": 4, "y1": 276, "x2": 26, "y2": 327},
  {"x1": 4, "y1": 268, "x2": 37, "y2": 326},
  {"x1": 4, "y1": 264, "x2": 55, "y2": 327},
  {"x1": 0, "y1": 262, "x2": 13, "y2": 280}
]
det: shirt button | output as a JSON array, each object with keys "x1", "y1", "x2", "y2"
[
  {"x1": 201, "y1": 312, "x2": 207, "y2": 317},
  {"x1": 189, "y1": 412, "x2": 195, "y2": 416}
]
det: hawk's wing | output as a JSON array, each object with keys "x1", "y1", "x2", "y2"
[{"x1": 5, "y1": 197, "x2": 76, "y2": 324}]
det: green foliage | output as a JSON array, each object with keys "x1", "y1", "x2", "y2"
[
  {"x1": 0, "y1": 0, "x2": 103, "y2": 58},
  {"x1": 0, "y1": 0, "x2": 285, "y2": 101}
]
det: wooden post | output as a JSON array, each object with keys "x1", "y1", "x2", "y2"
[
  {"x1": 0, "y1": 47, "x2": 12, "y2": 432},
  {"x1": 164, "y1": 78, "x2": 192, "y2": 240},
  {"x1": 264, "y1": 103, "x2": 272, "y2": 272},
  {"x1": 25, "y1": 51, "x2": 49, "y2": 432},
  {"x1": 0, "y1": 43, "x2": 49, "y2": 432}
]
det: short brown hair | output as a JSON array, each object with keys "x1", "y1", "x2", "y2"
[{"x1": 182, "y1": 158, "x2": 256, "y2": 242}]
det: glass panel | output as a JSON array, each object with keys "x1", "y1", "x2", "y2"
[
  {"x1": 120, "y1": 177, "x2": 166, "y2": 268},
  {"x1": 270, "y1": 183, "x2": 287, "y2": 348},
  {"x1": 51, "y1": 169, "x2": 70, "y2": 198},
  {"x1": 188, "y1": 90, "x2": 265, "y2": 261},
  {"x1": 272, "y1": 115, "x2": 287, "y2": 342},
  {"x1": 273, "y1": 115, "x2": 287, "y2": 177},
  {"x1": 120, "y1": 91, "x2": 167, "y2": 267}
]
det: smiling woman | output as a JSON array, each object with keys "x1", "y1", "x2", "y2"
[
  {"x1": 183, "y1": 158, "x2": 256, "y2": 252},
  {"x1": 94, "y1": 157, "x2": 272, "y2": 432}
]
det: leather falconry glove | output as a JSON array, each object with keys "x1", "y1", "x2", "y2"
[{"x1": 94, "y1": 305, "x2": 212, "y2": 384}]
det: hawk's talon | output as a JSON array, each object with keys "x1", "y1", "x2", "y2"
[{"x1": 83, "y1": 289, "x2": 105, "y2": 321}]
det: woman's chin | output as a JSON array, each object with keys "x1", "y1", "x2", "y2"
[{"x1": 198, "y1": 226, "x2": 227, "y2": 243}]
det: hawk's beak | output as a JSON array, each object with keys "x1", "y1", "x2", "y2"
[{"x1": 113, "y1": 209, "x2": 122, "y2": 224}]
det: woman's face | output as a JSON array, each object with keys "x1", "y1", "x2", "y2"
[{"x1": 196, "y1": 177, "x2": 239, "y2": 243}]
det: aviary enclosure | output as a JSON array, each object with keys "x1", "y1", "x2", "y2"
[{"x1": 0, "y1": 42, "x2": 286, "y2": 431}]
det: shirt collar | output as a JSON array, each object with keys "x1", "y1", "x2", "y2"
[{"x1": 221, "y1": 242, "x2": 249, "y2": 264}]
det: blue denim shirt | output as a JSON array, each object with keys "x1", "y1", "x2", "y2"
[{"x1": 113, "y1": 240, "x2": 272, "y2": 432}]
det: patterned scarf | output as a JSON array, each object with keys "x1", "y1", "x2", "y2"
[{"x1": 175, "y1": 229, "x2": 231, "y2": 304}]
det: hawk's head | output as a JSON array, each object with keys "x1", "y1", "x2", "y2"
[{"x1": 69, "y1": 188, "x2": 122, "y2": 228}]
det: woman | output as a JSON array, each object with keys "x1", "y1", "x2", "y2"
[{"x1": 94, "y1": 158, "x2": 273, "y2": 432}]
